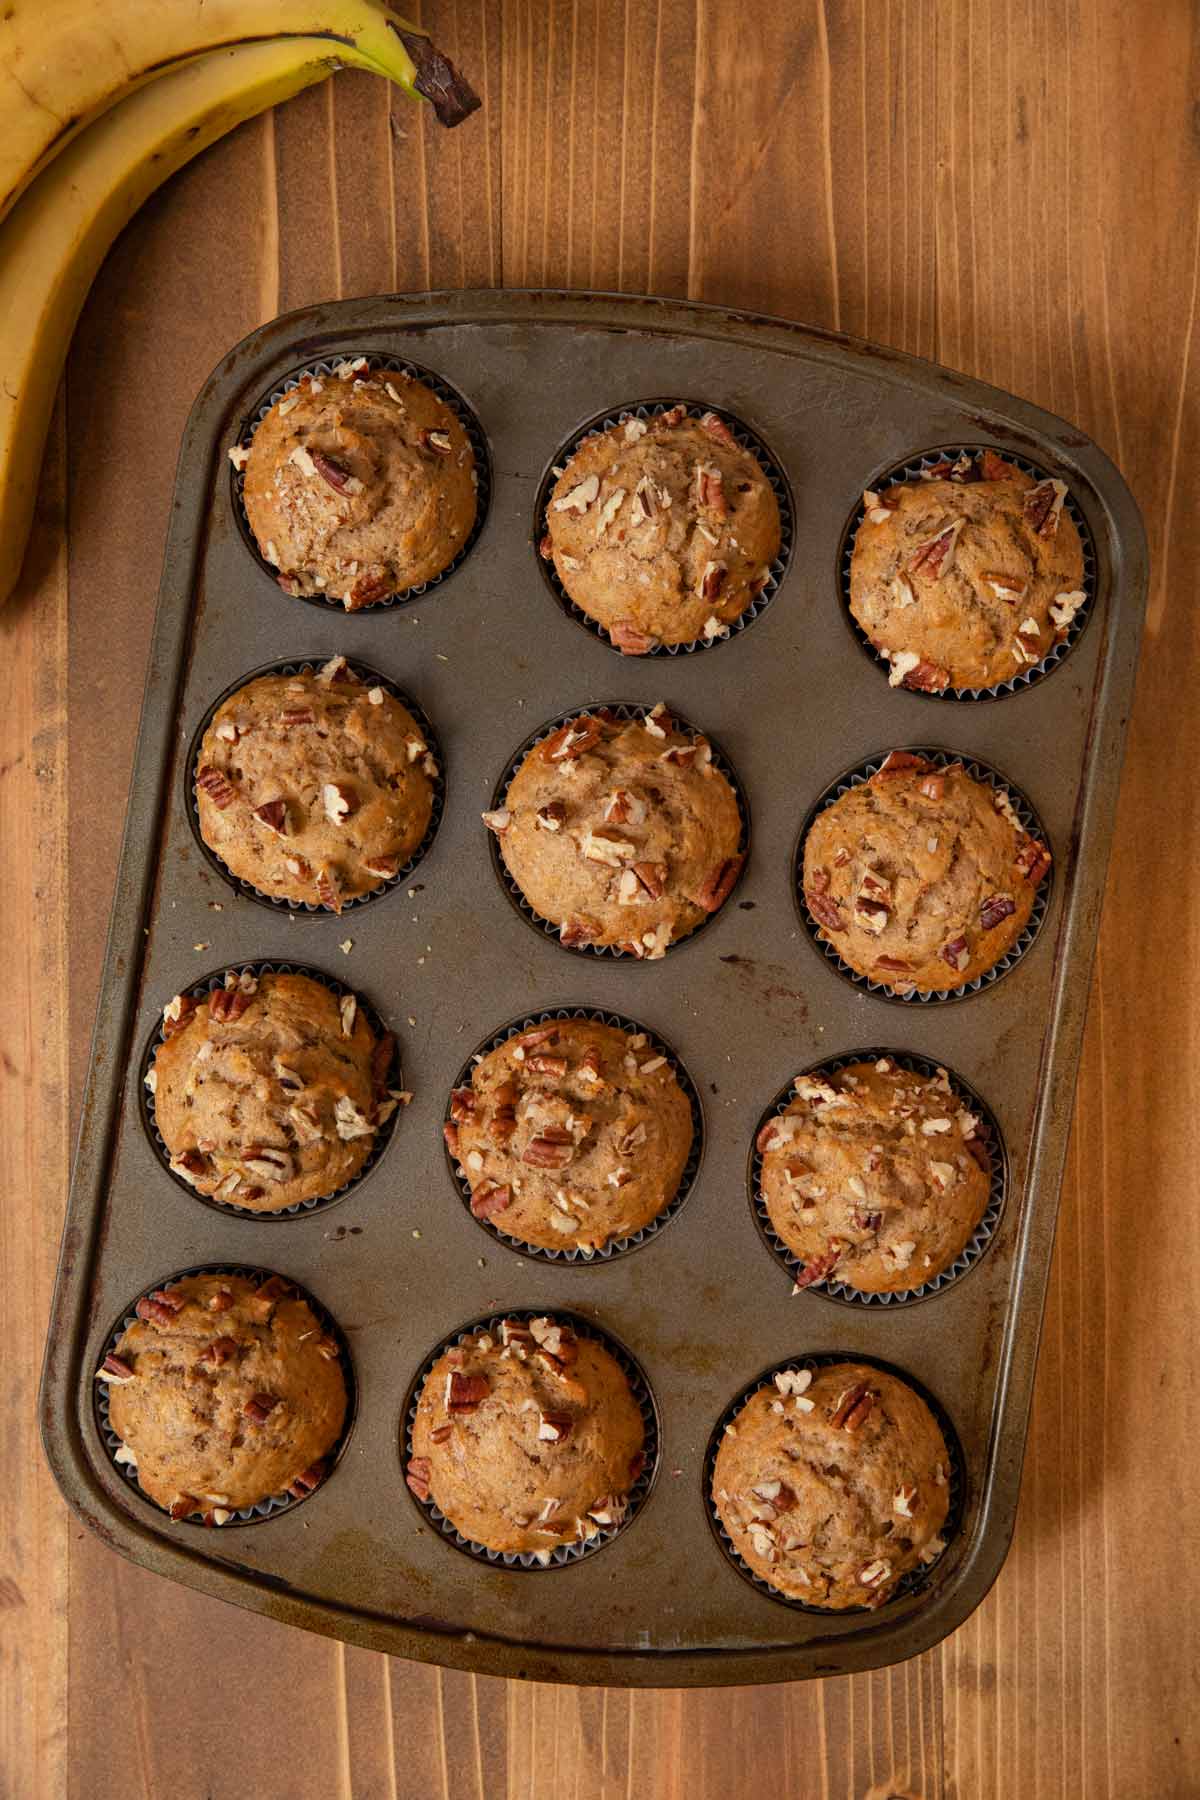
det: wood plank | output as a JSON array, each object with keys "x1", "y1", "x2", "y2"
[{"x1": 3, "y1": 1, "x2": 1199, "y2": 1794}]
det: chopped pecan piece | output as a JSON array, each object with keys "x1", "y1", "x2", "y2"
[
  {"x1": 695, "y1": 853, "x2": 743, "y2": 913},
  {"x1": 538, "y1": 532, "x2": 554, "y2": 559},
  {"x1": 362, "y1": 854, "x2": 401, "y2": 880},
  {"x1": 552, "y1": 473, "x2": 599, "y2": 514},
  {"x1": 446, "y1": 1371, "x2": 489, "y2": 1412},
  {"x1": 470, "y1": 1180, "x2": 512, "y2": 1219},
  {"x1": 909, "y1": 518, "x2": 964, "y2": 577},
  {"x1": 279, "y1": 706, "x2": 315, "y2": 727},
  {"x1": 903, "y1": 660, "x2": 951, "y2": 692},
  {"x1": 919, "y1": 772, "x2": 946, "y2": 801},
  {"x1": 941, "y1": 936, "x2": 970, "y2": 973},
  {"x1": 541, "y1": 716, "x2": 604, "y2": 763},
  {"x1": 346, "y1": 571, "x2": 393, "y2": 609},
  {"x1": 536, "y1": 800, "x2": 566, "y2": 832},
  {"x1": 322, "y1": 782, "x2": 359, "y2": 825},
  {"x1": 699, "y1": 410, "x2": 736, "y2": 447},
  {"x1": 515, "y1": 1025, "x2": 558, "y2": 1051},
  {"x1": 288, "y1": 1461, "x2": 327, "y2": 1499},
  {"x1": 830, "y1": 1381, "x2": 875, "y2": 1431},
  {"x1": 405, "y1": 1456, "x2": 432, "y2": 1501},
  {"x1": 135, "y1": 1288, "x2": 185, "y2": 1326},
  {"x1": 874, "y1": 750, "x2": 932, "y2": 779},
  {"x1": 560, "y1": 915, "x2": 601, "y2": 947},
  {"x1": 430, "y1": 1425, "x2": 453, "y2": 1445},
  {"x1": 161, "y1": 992, "x2": 196, "y2": 1037},
  {"x1": 168, "y1": 1495, "x2": 200, "y2": 1521},
  {"x1": 526, "y1": 1051, "x2": 568, "y2": 1077},
  {"x1": 1014, "y1": 838, "x2": 1052, "y2": 884},
  {"x1": 698, "y1": 560, "x2": 727, "y2": 603},
  {"x1": 696, "y1": 464, "x2": 728, "y2": 516},
  {"x1": 979, "y1": 449, "x2": 1009, "y2": 481},
  {"x1": 252, "y1": 798, "x2": 289, "y2": 836},
  {"x1": 537, "y1": 1411, "x2": 573, "y2": 1443},
  {"x1": 1023, "y1": 477, "x2": 1067, "y2": 538},
  {"x1": 873, "y1": 955, "x2": 913, "y2": 973},
  {"x1": 449, "y1": 1085, "x2": 477, "y2": 1123},
  {"x1": 243, "y1": 1392, "x2": 281, "y2": 1423},
  {"x1": 806, "y1": 889, "x2": 845, "y2": 933},
  {"x1": 791, "y1": 1244, "x2": 842, "y2": 1290},
  {"x1": 522, "y1": 1128, "x2": 574, "y2": 1169},
  {"x1": 979, "y1": 893, "x2": 1016, "y2": 930},
  {"x1": 208, "y1": 982, "x2": 254, "y2": 1024},
  {"x1": 489, "y1": 1084, "x2": 517, "y2": 1144},
  {"x1": 417, "y1": 428, "x2": 453, "y2": 457},
  {"x1": 97, "y1": 1353, "x2": 135, "y2": 1384},
  {"x1": 609, "y1": 619, "x2": 660, "y2": 656},
  {"x1": 196, "y1": 765, "x2": 236, "y2": 810},
  {"x1": 310, "y1": 450, "x2": 360, "y2": 494},
  {"x1": 200, "y1": 1336, "x2": 238, "y2": 1367},
  {"x1": 443, "y1": 1121, "x2": 462, "y2": 1158},
  {"x1": 315, "y1": 866, "x2": 343, "y2": 913},
  {"x1": 481, "y1": 807, "x2": 511, "y2": 835}
]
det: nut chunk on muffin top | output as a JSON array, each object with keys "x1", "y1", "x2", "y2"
[
  {"x1": 195, "y1": 655, "x2": 436, "y2": 913},
  {"x1": 758, "y1": 1058, "x2": 991, "y2": 1293},
  {"x1": 445, "y1": 1017, "x2": 694, "y2": 1252},
  {"x1": 148, "y1": 969, "x2": 402, "y2": 1212},
  {"x1": 484, "y1": 703, "x2": 744, "y2": 956},
  {"x1": 802, "y1": 751, "x2": 1051, "y2": 993},
  {"x1": 541, "y1": 405, "x2": 781, "y2": 652},
  {"x1": 407, "y1": 1316, "x2": 645, "y2": 1560},
  {"x1": 99, "y1": 1272, "x2": 347, "y2": 1522},
  {"x1": 238, "y1": 357, "x2": 477, "y2": 607},
  {"x1": 712, "y1": 1361, "x2": 950, "y2": 1608},
  {"x1": 850, "y1": 449, "x2": 1086, "y2": 692}
]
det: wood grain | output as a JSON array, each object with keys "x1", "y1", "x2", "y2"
[{"x1": 2, "y1": 2, "x2": 1197, "y2": 1795}]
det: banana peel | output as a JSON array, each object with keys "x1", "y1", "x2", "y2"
[{"x1": 0, "y1": 36, "x2": 466, "y2": 608}]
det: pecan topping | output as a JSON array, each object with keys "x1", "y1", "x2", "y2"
[
  {"x1": 322, "y1": 782, "x2": 359, "y2": 825},
  {"x1": 449, "y1": 1085, "x2": 476, "y2": 1123},
  {"x1": 979, "y1": 449, "x2": 1009, "y2": 481},
  {"x1": 698, "y1": 560, "x2": 727, "y2": 603},
  {"x1": 941, "y1": 936, "x2": 970, "y2": 972},
  {"x1": 315, "y1": 866, "x2": 343, "y2": 913},
  {"x1": 858, "y1": 1558, "x2": 892, "y2": 1588},
  {"x1": 288, "y1": 1461, "x2": 327, "y2": 1499},
  {"x1": 417, "y1": 427, "x2": 453, "y2": 456},
  {"x1": 310, "y1": 449, "x2": 360, "y2": 494},
  {"x1": 161, "y1": 993, "x2": 196, "y2": 1036},
  {"x1": 515, "y1": 1026, "x2": 558, "y2": 1051},
  {"x1": 345, "y1": 571, "x2": 393, "y2": 609},
  {"x1": 873, "y1": 955, "x2": 913, "y2": 973},
  {"x1": 791, "y1": 1244, "x2": 842, "y2": 1290},
  {"x1": 919, "y1": 772, "x2": 946, "y2": 801},
  {"x1": 699, "y1": 410, "x2": 736, "y2": 447},
  {"x1": 874, "y1": 750, "x2": 931, "y2": 779},
  {"x1": 537, "y1": 1411, "x2": 573, "y2": 1443},
  {"x1": 538, "y1": 532, "x2": 554, "y2": 559},
  {"x1": 552, "y1": 473, "x2": 599, "y2": 514},
  {"x1": 489, "y1": 1084, "x2": 517, "y2": 1144},
  {"x1": 442, "y1": 1120, "x2": 462, "y2": 1159},
  {"x1": 1014, "y1": 838, "x2": 1052, "y2": 884},
  {"x1": 279, "y1": 706, "x2": 315, "y2": 727},
  {"x1": 168, "y1": 1495, "x2": 199, "y2": 1521},
  {"x1": 535, "y1": 800, "x2": 566, "y2": 832},
  {"x1": 631, "y1": 860, "x2": 667, "y2": 899},
  {"x1": 1050, "y1": 589, "x2": 1085, "y2": 632},
  {"x1": 522, "y1": 1128, "x2": 574, "y2": 1169},
  {"x1": 577, "y1": 1046, "x2": 604, "y2": 1083},
  {"x1": 208, "y1": 981, "x2": 254, "y2": 1024},
  {"x1": 1023, "y1": 477, "x2": 1067, "y2": 538},
  {"x1": 196, "y1": 765, "x2": 236, "y2": 810},
  {"x1": 909, "y1": 518, "x2": 964, "y2": 576},
  {"x1": 405, "y1": 1456, "x2": 432, "y2": 1501},
  {"x1": 862, "y1": 487, "x2": 899, "y2": 524},
  {"x1": 363, "y1": 854, "x2": 401, "y2": 880},
  {"x1": 135, "y1": 1288, "x2": 184, "y2": 1326},
  {"x1": 242, "y1": 1145, "x2": 294, "y2": 1182},
  {"x1": 97, "y1": 1353, "x2": 135, "y2": 1384},
  {"x1": 806, "y1": 889, "x2": 845, "y2": 933},
  {"x1": 830, "y1": 1382, "x2": 874, "y2": 1431},
  {"x1": 526, "y1": 1051, "x2": 568, "y2": 1077},
  {"x1": 559, "y1": 915, "x2": 601, "y2": 947},
  {"x1": 696, "y1": 464, "x2": 728, "y2": 517},
  {"x1": 430, "y1": 1424, "x2": 453, "y2": 1445},
  {"x1": 979, "y1": 893, "x2": 1016, "y2": 930},
  {"x1": 200, "y1": 1336, "x2": 238, "y2": 1367},
  {"x1": 902, "y1": 659, "x2": 951, "y2": 692},
  {"x1": 470, "y1": 1180, "x2": 511, "y2": 1219},
  {"x1": 982, "y1": 570, "x2": 1027, "y2": 603},
  {"x1": 609, "y1": 619, "x2": 660, "y2": 655},
  {"x1": 207, "y1": 1288, "x2": 234, "y2": 1313},
  {"x1": 541, "y1": 716, "x2": 603, "y2": 763},
  {"x1": 243, "y1": 1392, "x2": 280, "y2": 1423},
  {"x1": 252, "y1": 798, "x2": 289, "y2": 836},
  {"x1": 695, "y1": 853, "x2": 743, "y2": 913},
  {"x1": 481, "y1": 807, "x2": 511, "y2": 835},
  {"x1": 446, "y1": 1371, "x2": 489, "y2": 1412}
]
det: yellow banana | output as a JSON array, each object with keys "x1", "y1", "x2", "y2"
[
  {"x1": 0, "y1": 39, "x2": 396, "y2": 607},
  {"x1": 0, "y1": 1, "x2": 476, "y2": 222}
]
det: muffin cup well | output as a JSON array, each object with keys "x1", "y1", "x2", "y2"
[
  {"x1": 534, "y1": 398, "x2": 794, "y2": 657},
  {"x1": 488, "y1": 701, "x2": 751, "y2": 960},
  {"x1": 793, "y1": 747, "x2": 1052, "y2": 1004},
  {"x1": 94, "y1": 1263, "x2": 356, "y2": 1529},
  {"x1": 839, "y1": 444, "x2": 1097, "y2": 701},
  {"x1": 748, "y1": 1050, "x2": 1006, "y2": 1307},
  {"x1": 186, "y1": 655, "x2": 445, "y2": 916},
  {"x1": 138, "y1": 960, "x2": 402, "y2": 1219},
  {"x1": 444, "y1": 1006, "x2": 705, "y2": 1265},
  {"x1": 401, "y1": 1310, "x2": 659, "y2": 1570},
  {"x1": 229, "y1": 353, "x2": 491, "y2": 609},
  {"x1": 703, "y1": 1351, "x2": 964, "y2": 1615}
]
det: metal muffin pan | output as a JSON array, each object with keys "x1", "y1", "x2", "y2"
[{"x1": 40, "y1": 291, "x2": 1146, "y2": 1687}]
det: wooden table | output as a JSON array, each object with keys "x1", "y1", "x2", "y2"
[{"x1": 3, "y1": 5, "x2": 1195, "y2": 1795}]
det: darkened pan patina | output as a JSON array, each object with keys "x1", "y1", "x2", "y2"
[{"x1": 39, "y1": 291, "x2": 1146, "y2": 1686}]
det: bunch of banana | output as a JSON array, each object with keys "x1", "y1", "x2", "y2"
[{"x1": 0, "y1": 5, "x2": 478, "y2": 607}]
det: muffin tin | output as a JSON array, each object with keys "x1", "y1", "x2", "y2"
[{"x1": 40, "y1": 291, "x2": 1146, "y2": 1687}]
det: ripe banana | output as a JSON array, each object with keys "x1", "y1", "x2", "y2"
[
  {"x1": 0, "y1": 39, "x2": 397, "y2": 607},
  {"x1": 0, "y1": 1, "x2": 477, "y2": 223}
]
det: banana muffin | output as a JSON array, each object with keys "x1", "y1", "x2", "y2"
[
  {"x1": 540, "y1": 406, "x2": 781, "y2": 652},
  {"x1": 758, "y1": 1058, "x2": 991, "y2": 1292},
  {"x1": 801, "y1": 751, "x2": 1051, "y2": 993},
  {"x1": 148, "y1": 969, "x2": 401, "y2": 1212},
  {"x1": 484, "y1": 703, "x2": 744, "y2": 956},
  {"x1": 849, "y1": 450, "x2": 1086, "y2": 691},
  {"x1": 98, "y1": 1271, "x2": 347, "y2": 1523},
  {"x1": 712, "y1": 1361, "x2": 950, "y2": 1608},
  {"x1": 194, "y1": 655, "x2": 437, "y2": 912},
  {"x1": 237, "y1": 357, "x2": 476, "y2": 606},
  {"x1": 407, "y1": 1316, "x2": 645, "y2": 1561},
  {"x1": 445, "y1": 1017, "x2": 693, "y2": 1252}
]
